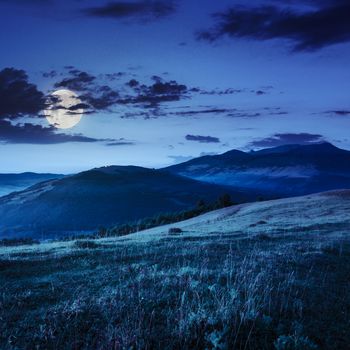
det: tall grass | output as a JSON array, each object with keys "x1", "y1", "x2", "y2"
[{"x1": 1, "y1": 230, "x2": 349, "y2": 349}]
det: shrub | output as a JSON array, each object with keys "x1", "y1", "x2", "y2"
[
  {"x1": 255, "y1": 233, "x2": 271, "y2": 241},
  {"x1": 168, "y1": 227, "x2": 183, "y2": 235},
  {"x1": 216, "y1": 193, "x2": 233, "y2": 208}
]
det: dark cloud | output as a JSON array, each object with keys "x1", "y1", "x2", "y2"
[
  {"x1": 227, "y1": 111, "x2": 262, "y2": 118},
  {"x1": 0, "y1": 119, "x2": 104, "y2": 144},
  {"x1": 42, "y1": 70, "x2": 58, "y2": 79},
  {"x1": 193, "y1": 87, "x2": 243, "y2": 95},
  {"x1": 54, "y1": 70, "x2": 190, "y2": 114},
  {"x1": 54, "y1": 69, "x2": 120, "y2": 111},
  {"x1": 191, "y1": 87, "x2": 271, "y2": 96},
  {"x1": 185, "y1": 134, "x2": 220, "y2": 143},
  {"x1": 106, "y1": 139, "x2": 135, "y2": 146},
  {"x1": 126, "y1": 79, "x2": 140, "y2": 88},
  {"x1": 249, "y1": 133, "x2": 325, "y2": 148},
  {"x1": 151, "y1": 81, "x2": 186, "y2": 95},
  {"x1": 54, "y1": 68, "x2": 272, "y2": 119},
  {"x1": 121, "y1": 78, "x2": 188, "y2": 107},
  {"x1": 0, "y1": 68, "x2": 46, "y2": 119},
  {"x1": 327, "y1": 110, "x2": 350, "y2": 116},
  {"x1": 121, "y1": 105, "x2": 288, "y2": 120},
  {"x1": 54, "y1": 70, "x2": 96, "y2": 91},
  {"x1": 79, "y1": 88, "x2": 119, "y2": 110},
  {"x1": 198, "y1": 2, "x2": 350, "y2": 51},
  {"x1": 83, "y1": 1, "x2": 175, "y2": 21},
  {"x1": 104, "y1": 72, "x2": 126, "y2": 81},
  {"x1": 173, "y1": 108, "x2": 233, "y2": 116}
]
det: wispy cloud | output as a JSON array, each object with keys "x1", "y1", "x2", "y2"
[
  {"x1": 0, "y1": 119, "x2": 105, "y2": 144},
  {"x1": 83, "y1": 1, "x2": 176, "y2": 22},
  {"x1": 326, "y1": 110, "x2": 350, "y2": 116},
  {"x1": 249, "y1": 132, "x2": 326, "y2": 148},
  {"x1": 185, "y1": 134, "x2": 220, "y2": 143}
]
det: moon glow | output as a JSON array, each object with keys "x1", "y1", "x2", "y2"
[{"x1": 44, "y1": 89, "x2": 84, "y2": 129}]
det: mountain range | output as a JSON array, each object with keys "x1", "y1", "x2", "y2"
[
  {"x1": 0, "y1": 166, "x2": 251, "y2": 238},
  {"x1": 0, "y1": 172, "x2": 64, "y2": 197},
  {"x1": 1, "y1": 142, "x2": 349, "y2": 238},
  {"x1": 166, "y1": 142, "x2": 350, "y2": 196}
]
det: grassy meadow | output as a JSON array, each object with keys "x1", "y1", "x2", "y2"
[{"x1": 1, "y1": 191, "x2": 350, "y2": 349}]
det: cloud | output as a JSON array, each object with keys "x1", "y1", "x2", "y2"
[
  {"x1": 249, "y1": 132, "x2": 325, "y2": 148},
  {"x1": 327, "y1": 110, "x2": 350, "y2": 116},
  {"x1": 198, "y1": 2, "x2": 350, "y2": 51},
  {"x1": 173, "y1": 108, "x2": 233, "y2": 116},
  {"x1": 104, "y1": 72, "x2": 126, "y2": 81},
  {"x1": 54, "y1": 69, "x2": 120, "y2": 111},
  {"x1": 185, "y1": 134, "x2": 220, "y2": 143},
  {"x1": 54, "y1": 69, "x2": 190, "y2": 115},
  {"x1": 227, "y1": 111, "x2": 262, "y2": 118},
  {"x1": 121, "y1": 78, "x2": 188, "y2": 107},
  {"x1": 106, "y1": 139, "x2": 135, "y2": 146},
  {"x1": 0, "y1": 119, "x2": 104, "y2": 144},
  {"x1": 0, "y1": 68, "x2": 46, "y2": 119},
  {"x1": 126, "y1": 79, "x2": 140, "y2": 88},
  {"x1": 190, "y1": 86, "x2": 272, "y2": 97},
  {"x1": 79, "y1": 88, "x2": 119, "y2": 110},
  {"x1": 55, "y1": 68, "x2": 272, "y2": 119},
  {"x1": 193, "y1": 87, "x2": 243, "y2": 95},
  {"x1": 42, "y1": 70, "x2": 58, "y2": 78},
  {"x1": 54, "y1": 69, "x2": 96, "y2": 91},
  {"x1": 83, "y1": 1, "x2": 175, "y2": 21}
]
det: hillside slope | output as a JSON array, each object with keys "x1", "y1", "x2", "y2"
[
  {"x1": 1, "y1": 190, "x2": 350, "y2": 349},
  {"x1": 0, "y1": 172, "x2": 64, "y2": 197},
  {"x1": 166, "y1": 142, "x2": 350, "y2": 196},
  {"x1": 126, "y1": 189, "x2": 350, "y2": 242},
  {"x1": 0, "y1": 166, "x2": 253, "y2": 238}
]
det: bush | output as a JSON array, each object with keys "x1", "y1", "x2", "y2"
[
  {"x1": 168, "y1": 227, "x2": 183, "y2": 235},
  {"x1": 216, "y1": 193, "x2": 233, "y2": 208},
  {"x1": 94, "y1": 193, "x2": 238, "y2": 240},
  {"x1": 255, "y1": 233, "x2": 271, "y2": 241}
]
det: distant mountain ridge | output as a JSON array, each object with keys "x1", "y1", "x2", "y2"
[
  {"x1": 165, "y1": 142, "x2": 350, "y2": 196},
  {"x1": 0, "y1": 166, "x2": 253, "y2": 239},
  {"x1": 1, "y1": 142, "x2": 349, "y2": 239},
  {"x1": 0, "y1": 172, "x2": 64, "y2": 197}
]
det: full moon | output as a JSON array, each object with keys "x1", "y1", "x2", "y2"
[{"x1": 44, "y1": 89, "x2": 84, "y2": 129}]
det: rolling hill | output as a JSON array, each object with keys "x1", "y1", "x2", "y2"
[
  {"x1": 0, "y1": 166, "x2": 253, "y2": 238},
  {"x1": 1, "y1": 190, "x2": 350, "y2": 349},
  {"x1": 0, "y1": 172, "x2": 64, "y2": 197},
  {"x1": 165, "y1": 142, "x2": 350, "y2": 196}
]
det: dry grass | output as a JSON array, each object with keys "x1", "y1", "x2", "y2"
[{"x1": 1, "y1": 191, "x2": 350, "y2": 349}]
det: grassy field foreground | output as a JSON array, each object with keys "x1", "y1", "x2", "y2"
[{"x1": 1, "y1": 190, "x2": 350, "y2": 349}]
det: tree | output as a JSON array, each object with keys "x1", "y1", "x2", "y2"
[{"x1": 217, "y1": 193, "x2": 232, "y2": 208}]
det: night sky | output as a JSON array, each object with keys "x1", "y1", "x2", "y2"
[{"x1": 0, "y1": 0, "x2": 349, "y2": 173}]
